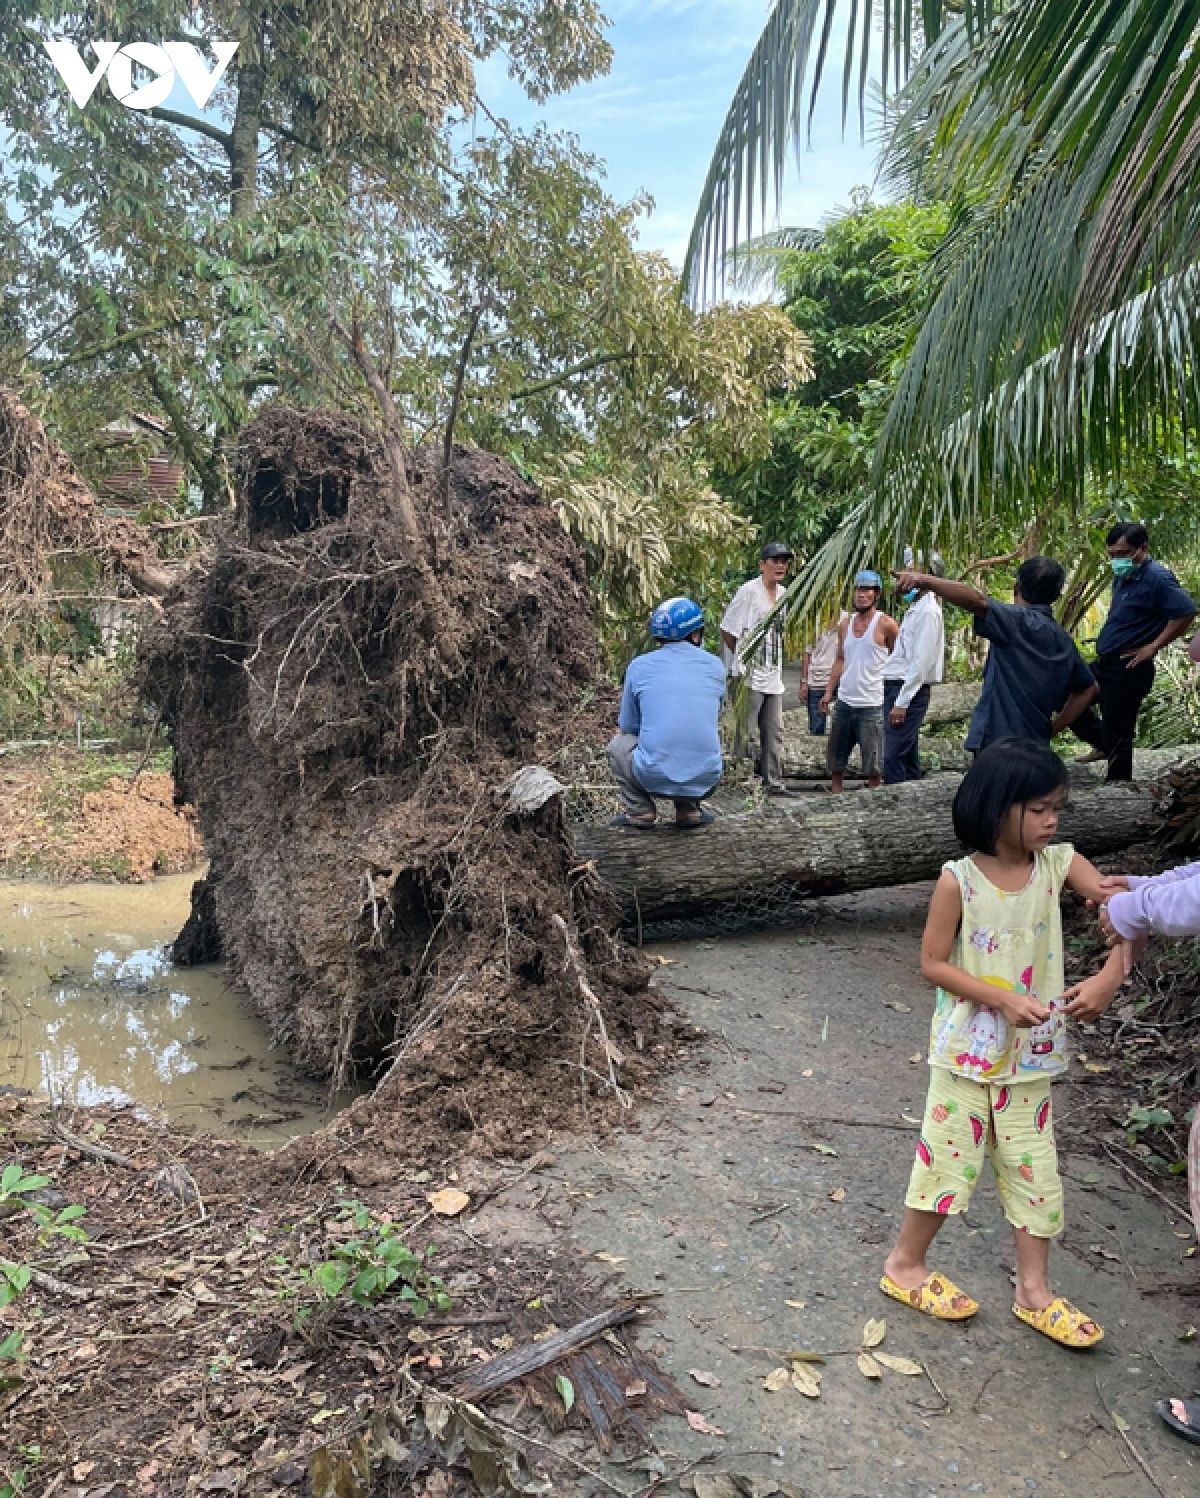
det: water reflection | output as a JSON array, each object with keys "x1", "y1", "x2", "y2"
[{"x1": 0, "y1": 874, "x2": 354, "y2": 1145}]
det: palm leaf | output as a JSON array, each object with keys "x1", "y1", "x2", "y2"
[
  {"x1": 685, "y1": 1, "x2": 997, "y2": 299},
  {"x1": 727, "y1": 226, "x2": 824, "y2": 293}
]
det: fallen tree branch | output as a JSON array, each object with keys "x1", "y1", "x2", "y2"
[
  {"x1": 26, "y1": 1265, "x2": 108, "y2": 1302},
  {"x1": 551, "y1": 913, "x2": 630, "y2": 1111},
  {"x1": 452, "y1": 1301, "x2": 642, "y2": 1402},
  {"x1": 51, "y1": 1123, "x2": 142, "y2": 1171}
]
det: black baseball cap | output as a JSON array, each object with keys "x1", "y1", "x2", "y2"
[{"x1": 760, "y1": 541, "x2": 794, "y2": 561}]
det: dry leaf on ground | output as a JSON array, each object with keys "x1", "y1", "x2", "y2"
[
  {"x1": 861, "y1": 1317, "x2": 886, "y2": 1348},
  {"x1": 789, "y1": 1364, "x2": 821, "y2": 1398},
  {"x1": 874, "y1": 1352, "x2": 923, "y2": 1376},
  {"x1": 688, "y1": 1368, "x2": 721, "y2": 1388},
  {"x1": 857, "y1": 1352, "x2": 883, "y2": 1380},
  {"x1": 685, "y1": 1409, "x2": 726, "y2": 1437},
  {"x1": 427, "y1": 1188, "x2": 470, "y2": 1217}
]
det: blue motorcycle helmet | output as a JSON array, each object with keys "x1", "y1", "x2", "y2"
[
  {"x1": 853, "y1": 569, "x2": 883, "y2": 590},
  {"x1": 649, "y1": 595, "x2": 705, "y2": 642}
]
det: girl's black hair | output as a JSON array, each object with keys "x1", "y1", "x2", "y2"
[{"x1": 952, "y1": 739, "x2": 1069, "y2": 854}]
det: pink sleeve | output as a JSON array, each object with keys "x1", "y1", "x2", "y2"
[{"x1": 1106, "y1": 866, "x2": 1200, "y2": 939}]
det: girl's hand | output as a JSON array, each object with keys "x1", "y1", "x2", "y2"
[
  {"x1": 1062, "y1": 973, "x2": 1119, "y2": 1022},
  {"x1": 993, "y1": 992, "x2": 1051, "y2": 1029}
]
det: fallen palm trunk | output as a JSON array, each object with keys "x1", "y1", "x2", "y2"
[
  {"x1": 572, "y1": 748, "x2": 1199, "y2": 927},
  {"x1": 779, "y1": 730, "x2": 970, "y2": 779},
  {"x1": 783, "y1": 678, "x2": 979, "y2": 726}
]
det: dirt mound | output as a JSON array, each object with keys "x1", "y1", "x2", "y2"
[
  {"x1": 140, "y1": 408, "x2": 668, "y2": 1157},
  {"x1": 0, "y1": 750, "x2": 200, "y2": 881},
  {"x1": 73, "y1": 771, "x2": 201, "y2": 881}
]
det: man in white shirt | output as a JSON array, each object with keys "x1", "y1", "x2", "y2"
[
  {"x1": 720, "y1": 541, "x2": 798, "y2": 797},
  {"x1": 883, "y1": 557, "x2": 946, "y2": 783},
  {"x1": 819, "y1": 570, "x2": 899, "y2": 793}
]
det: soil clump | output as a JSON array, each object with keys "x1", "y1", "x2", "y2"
[
  {"x1": 0, "y1": 749, "x2": 200, "y2": 882},
  {"x1": 140, "y1": 409, "x2": 668, "y2": 1161}
]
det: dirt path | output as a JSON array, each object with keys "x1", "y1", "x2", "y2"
[{"x1": 483, "y1": 885, "x2": 1199, "y2": 1496}]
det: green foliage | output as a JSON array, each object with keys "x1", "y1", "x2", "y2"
[
  {"x1": 691, "y1": 4, "x2": 1200, "y2": 639},
  {"x1": 287, "y1": 1201, "x2": 451, "y2": 1328},
  {"x1": 0, "y1": 1447, "x2": 40, "y2": 1498},
  {"x1": 0, "y1": 2, "x2": 612, "y2": 505},
  {"x1": 1, "y1": 7, "x2": 811, "y2": 662},
  {"x1": 0, "y1": 1163, "x2": 90, "y2": 1244},
  {"x1": 717, "y1": 198, "x2": 949, "y2": 581},
  {"x1": 0, "y1": 1165, "x2": 88, "y2": 1397}
]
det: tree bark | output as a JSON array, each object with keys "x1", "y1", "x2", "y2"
[
  {"x1": 783, "y1": 679, "x2": 979, "y2": 726},
  {"x1": 572, "y1": 750, "x2": 1194, "y2": 926},
  {"x1": 229, "y1": 57, "x2": 265, "y2": 219},
  {"x1": 780, "y1": 734, "x2": 970, "y2": 780}
]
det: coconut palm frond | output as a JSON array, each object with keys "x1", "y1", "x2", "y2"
[
  {"x1": 887, "y1": 2, "x2": 1200, "y2": 355},
  {"x1": 726, "y1": 227, "x2": 825, "y2": 294},
  {"x1": 685, "y1": 1, "x2": 998, "y2": 301}
]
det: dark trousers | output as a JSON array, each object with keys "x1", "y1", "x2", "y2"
[
  {"x1": 1071, "y1": 652, "x2": 1155, "y2": 781},
  {"x1": 806, "y1": 686, "x2": 828, "y2": 736},
  {"x1": 883, "y1": 680, "x2": 931, "y2": 784}
]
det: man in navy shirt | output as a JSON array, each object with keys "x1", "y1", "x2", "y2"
[
  {"x1": 608, "y1": 596, "x2": 726, "y2": 829},
  {"x1": 892, "y1": 556, "x2": 1097, "y2": 751},
  {"x1": 1072, "y1": 523, "x2": 1197, "y2": 780}
]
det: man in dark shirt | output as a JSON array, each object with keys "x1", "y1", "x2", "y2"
[
  {"x1": 1071, "y1": 523, "x2": 1197, "y2": 781},
  {"x1": 892, "y1": 556, "x2": 1098, "y2": 751}
]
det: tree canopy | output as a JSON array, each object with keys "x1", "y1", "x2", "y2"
[
  {"x1": 0, "y1": 3, "x2": 811, "y2": 652},
  {"x1": 688, "y1": 2, "x2": 1200, "y2": 636}
]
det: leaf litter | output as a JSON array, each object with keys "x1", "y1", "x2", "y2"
[{"x1": 0, "y1": 1095, "x2": 687, "y2": 1494}]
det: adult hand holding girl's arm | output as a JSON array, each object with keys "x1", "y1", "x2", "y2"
[
  {"x1": 920, "y1": 871, "x2": 1051, "y2": 1028},
  {"x1": 1065, "y1": 852, "x2": 1125, "y2": 907}
]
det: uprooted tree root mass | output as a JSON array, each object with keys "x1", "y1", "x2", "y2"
[{"x1": 141, "y1": 408, "x2": 671, "y2": 1157}]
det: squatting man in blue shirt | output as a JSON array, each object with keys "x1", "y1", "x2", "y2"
[{"x1": 607, "y1": 596, "x2": 726, "y2": 830}]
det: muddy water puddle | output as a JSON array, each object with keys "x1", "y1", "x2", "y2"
[{"x1": 0, "y1": 874, "x2": 354, "y2": 1144}]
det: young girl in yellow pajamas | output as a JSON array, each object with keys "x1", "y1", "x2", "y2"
[{"x1": 881, "y1": 738, "x2": 1127, "y2": 1347}]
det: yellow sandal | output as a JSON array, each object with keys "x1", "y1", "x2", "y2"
[
  {"x1": 880, "y1": 1271, "x2": 978, "y2": 1321},
  {"x1": 1012, "y1": 1297, "x2": 1103, "y2": 1349}
]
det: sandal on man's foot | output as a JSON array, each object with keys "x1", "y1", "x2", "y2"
[
  {"x1": 1012, "y1": 1297, "x2": 1103, "y2": 1348},
  {"x1": 675, "y1": 810, "x2": 715, "y2": 830},
  {"x1": 1156, "y1": 1397, "x2": 1200, "y2": 1445},
  {"x1": 609, "y1": 813, "x2": 656, "y2": 830},
  {"x1": 879, "y1": 1271, "x2": 978, "y2": 1321}
]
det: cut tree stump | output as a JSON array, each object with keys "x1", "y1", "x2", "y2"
[{"x1": 573, "y1": 748, "x2": 1198, "y2": 927}]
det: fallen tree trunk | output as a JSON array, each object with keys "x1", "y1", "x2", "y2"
[
  {"x1": 783, "y1": 679, "x2": 979, "y2": 726},
  {"x1": 780, "y1": 731, "x2": 970, "y2": 779},
  {"x1": 572, "y1": 749, "x2": 1197, "y2": 927}
]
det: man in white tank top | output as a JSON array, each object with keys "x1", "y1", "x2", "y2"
[{"x1": 819, "y1": 569, "x2": 899, "y2": 792}]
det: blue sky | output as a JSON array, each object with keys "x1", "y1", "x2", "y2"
[{"x1": 475, "y1": 0, "x2": 883, "y2": 269}]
